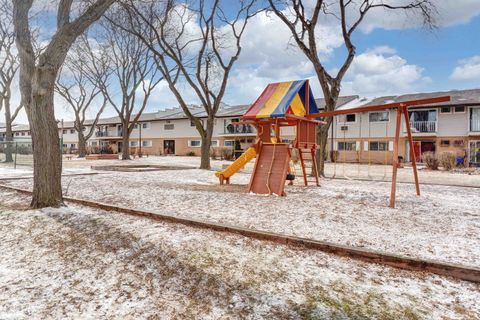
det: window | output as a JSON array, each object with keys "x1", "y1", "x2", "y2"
[
  {"x1": 440, "y1": 140, "x2": 450, "y2": 147},
  {"x1": 15, "y1": 132, "x2": 19, "y2": 136},
  {"x1": 21, "y1": 132, "x2": 25, "y2": 136},
  {"x1": 134, "y1": 124, "x2": 138, "y2": 129},
  {"x1": 454, "y1": 106, "x2": 465, "y2": 113},
  {"x1": 91, "y1": 141, "x2": 98, "y2": 146},
  {"x1": 247, "y1": 138, "x2": 255, "y2": 143},
  {"x1": 62, "y1": 129, "x2": 67, "y2": 134},
  {"x1": 142, "y1": 123, "x2": 149, "y2": 129},
  {"x1": 369, "y1": 141, "x2": 389, "y2": 151},
  {"x1": 369, "y1": 111, "x2": 389, "y2": 122},
  {"x1": 71, "y1": 129, "x2": 75, "y2": 134},
  {"x1": 70, "y1": 144, "x2": 76, "y2": 148},
  {"x1": 142, "y1": 140, "x2": 152, "y2": 147},
  {"x1": 337, "y1": 141, "x2": 357, "y2": 151},
  {"x1": 210, "y1": 140, "x2": 219, "y2": 147},
  {"x1": 189, "y1": 140, "x2": 201, "y2": 147},
  {"x1": 130, "y1": 141, "x2": 138, "y2": 147},
  {"x1": 164, "y1": 124, "x2": 174, "y2": 130},
  {"x1": 224, "y1": 140, "x2": 235, "y2": 147},
  {"x1": 454, "y1": 140, "x2": 465, "y2": 148},
  {"x1": 440, "y1": 107, "x2": 452, "y2": 114},
  {"x1": 82, "y1": 127, "x2": 87, "y2": 131},
  {"x1": 338, "y1": 114, "x2": 356, "y2": 123}
]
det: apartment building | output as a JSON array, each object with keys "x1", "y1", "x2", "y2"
[
  {"x1": 328, "y1": 89, "x2": 480, "y2": 166},
  {"x1": 1, "y1": 88, "x2": 479, "y2": 165}
]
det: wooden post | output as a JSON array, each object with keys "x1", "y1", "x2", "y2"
[
  {"x1": 299, "y1": 150, "x2": 308, "y2": 186},
  {"x1": 311, "y1": 148, "x2": 319, "y2": 186},
  {"x1": 403, "y1": 108, "x2": 420, "y2": 196},
  {"x1": 390, "y1": 106, "x2": 403, "y2": 208},
  {"x1": 305, "y1": 80, "x2": 310, "y2": 116}
]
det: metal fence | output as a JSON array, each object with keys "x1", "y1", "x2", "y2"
[{"x1": 0, "y1": 140, "x2": 34, "y2": 168}]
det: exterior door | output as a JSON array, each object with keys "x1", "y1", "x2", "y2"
[
  {"x1": 117, "y1": 141, "x2": 123, "y2": 153},
  {"x1": 164, "y1": 140, "x2": 175, "y2": 155},
  {"x1": 470, "y1": 141, "x2": 480, "y2": 166}
]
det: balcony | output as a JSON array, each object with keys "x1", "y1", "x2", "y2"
[
  {"x1": 224, "y1": 123, "x2": 255, "y2": 135},
  {"x1": 409, "y1": 121, "x2": 436, "y2": 133},
  {"x1": 95, "y1": 130, "x2": 110, "y2": 137}
]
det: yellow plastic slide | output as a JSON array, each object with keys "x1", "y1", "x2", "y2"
[{"x1": 215, "y1": 147, "x2": 256, "y2": 179}]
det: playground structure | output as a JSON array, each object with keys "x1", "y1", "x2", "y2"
[
  {"x1": 215, "y1": 79, "x2": 450, "y2": 207},
  {"x1": 215, "y1": 80, "x2": 322, "y2": 196}
]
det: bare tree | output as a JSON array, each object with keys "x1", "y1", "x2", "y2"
[
  {"x1": 268, "y1": 0, "x2": 436, "y2": 176},
  {"x1": 0, "y1": 0, "x2": 22, "y2": 163},
  {"x1": 122, "y1": 0, "x2": 259, "y2": 169},
  {"x1": 95, "y1": 12, "x2": 162, "y2": 160},
  {"x1": 13, "y1": 0, "x2": 116, "y2": 208},
  {"x1": 55, "y1": 37, "x2": 108, "y2": 158}
]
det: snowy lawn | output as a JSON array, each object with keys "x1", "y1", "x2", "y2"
[
  {"x1": 2, "y1": 156, "x2": 479, "y2": 267},
  {"x1": 0, "y1": 189, "x2": 479, "y2": 319}
]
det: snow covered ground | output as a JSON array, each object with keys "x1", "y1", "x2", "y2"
[
  {"x1": 2, "y1": 156, "x2": 479, "y2": 268},
  {"x1": 0, "y1": 189, "x2": 479, "y2": 319}
]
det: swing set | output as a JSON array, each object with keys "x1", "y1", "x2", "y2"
[
  {"x1": 307, "y1": 95, "x2": 451, "y2": 207},
  {"x1": 215, "y1": 79, "x2": 450, "y2": 208}
]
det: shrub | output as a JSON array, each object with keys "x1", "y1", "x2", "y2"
[
  {"x1": 422, "y1": 152, "x2": 438, "y2": 170},
  {"x1": 210, "y1": 147, "x2": 217, "y2": 160},
  {"x1": 220, "y1": 147, "x2": 234, "y2": 161},
  {"x1": 186, "y1": 151, "x2": 196, "y2": 156},
  {"x1": 439, "y1": 152, "x2": 456, "y2": 171},
  {"x1": 330, "y1": 150, "x2": 339, "y2": 163}
]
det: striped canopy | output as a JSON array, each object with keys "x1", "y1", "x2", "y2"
[{"x1": 243, "y1": 80, "x2": 319, "y2": 119}]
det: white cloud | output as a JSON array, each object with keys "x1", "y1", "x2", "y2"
[
  {"x1": 358, "y1": 0, "x2": 480, "y2": 33},
  {"x1": 340, "y1": 46, "x2": 430, "y2": 97},
  {"x1": 450, "y1": 56, "x2": 480, "y2": 81}
]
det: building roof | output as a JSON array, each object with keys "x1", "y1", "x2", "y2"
[{"x1": 362, "y1": 89, "x2": 480, "y2": 109}]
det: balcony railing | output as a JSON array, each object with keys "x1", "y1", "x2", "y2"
[
  {"x1": 409, "y1": 121, "x2": 436, "y2": 133},
  {"x1": 224, "y1": 123, "x2": 255, "y2": 134},
  {"x1": 95, "y1": 131, "x2": 110, "y2": 137},
  {"x1": 471, "y1": 119, "x2": 480, "y2": 132}
]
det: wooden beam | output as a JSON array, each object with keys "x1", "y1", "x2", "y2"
[
  {"x1": 284, "y1": 114, "x2": 326, "y2": 124},
  {"x1": 390, "y1": 107, "x2": 403, "y2": 208},
  {"x1": 307, "y1": 96, "x2": 451, "y2": 118},
  {"x1": 403, "y1": 108, "x2": 420, "y2": 196}
]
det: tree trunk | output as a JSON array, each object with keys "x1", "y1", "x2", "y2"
[
  {"x1": 77, "y1": 132, "x2": 87, "y2": 158},
  {"x1": 121, "y1": 123, "x2": 130, "y2": 160},
  {"x1": 28, "y1": 73, "x2": 63, "y2": 208},
  {"x1": 316, "y1": 120, "x2": 332, "y2": 177},
  {"x1": 199, "y1": 118, "x2": 214, "y2": 170},
  {"x1": 4, "y1": 99, "x2": 14, "y2": 163}
]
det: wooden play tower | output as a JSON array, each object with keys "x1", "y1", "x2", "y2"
[{"x1": 216, "y1": 80, "x2": 323, "y2": 196}]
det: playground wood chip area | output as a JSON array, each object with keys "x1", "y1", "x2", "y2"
[
  {"x1": 2, "y1": 157, "x2": 479, "y2": 267},
  {"x1": 0, "y1": 189, "x2": 479, "y2": 319}
]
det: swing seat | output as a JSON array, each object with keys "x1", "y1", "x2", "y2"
[{"x1": 286, "y1": 173, "x2": 296, "y2": 181}]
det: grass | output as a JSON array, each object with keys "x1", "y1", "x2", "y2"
[{"x1": 297, "y1": 283, "x2": 423, "y2": 320}]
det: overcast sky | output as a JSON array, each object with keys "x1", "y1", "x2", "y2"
[{"x1": 4, "y1": 0, "x2": 480, "y2": 125}]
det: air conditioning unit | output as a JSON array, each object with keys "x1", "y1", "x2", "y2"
[{"x1": 340, "y1": 126, "x2": 348, "y2": 131}]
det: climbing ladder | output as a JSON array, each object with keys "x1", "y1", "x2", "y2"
[{"x1": 297, "y1": 148, "x2": 320, "y2": 186}]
